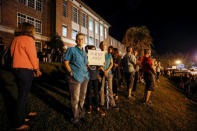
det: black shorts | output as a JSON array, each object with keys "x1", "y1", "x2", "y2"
[{"x1": 144, "y1": 72, "x2": 155, "y2": 91}]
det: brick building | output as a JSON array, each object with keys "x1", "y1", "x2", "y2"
[
  {"x1": 0, "y1": 0, "x2": 52, "y2": 52},
  {"x1": 0, "y1": 0, "x2": 125, "y2": 54},
  {"x1": 109, "y1": 36, "x2": 126, "y2": 56}
]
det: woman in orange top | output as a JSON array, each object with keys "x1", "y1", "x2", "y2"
[{"x1": 11, "y1": 22, "x2": 41, "y2": 130}]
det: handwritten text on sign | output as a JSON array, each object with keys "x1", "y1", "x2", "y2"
[{"x1": 88, "y1": 50, "x2": 105, "y2": 66}]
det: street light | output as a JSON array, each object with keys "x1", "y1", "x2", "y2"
[{"x1": 175, "y1": 60, "x2": 181, "y2": 65}]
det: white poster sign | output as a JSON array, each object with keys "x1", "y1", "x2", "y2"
[
  {"x1": 88, "y1": 50, "x2": 105, "y2": 66},
  {"x1": 172, "y1": 66, "x2": 176, "y2": 69}
]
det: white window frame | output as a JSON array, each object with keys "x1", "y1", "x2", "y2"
[
  {"x1": 81, "y1": 12, "x2": 87, "y2": 28},
  {"x1": 72, "y1": 6, "x2": 79, "y2": 24},
  {"x1": 84, "y1": 34, "x2": 88, "y2": 44},
  {"x1": 17, "y1": 12, "x2": 42, "y2": 34},
  {"x1": 18, "y1": 0, "x2": 42, "y2": 12},
  {"x1": 100, "y1": 25, "x2": 103, "y2": 37},
  {"x1": 105, "y1": 28, "x2": 107, "y2": 39},
  {"x1": 95, "y1": 39, "x2": 99, "y2": 48},
  {"x1": 28, "y1": 0, "x2": 35, "y2": 8},
  {"x1": 89, "y1": 36, "x2": 94, "y2": 45},
  {"x1": 35, "y1": 19, "x2": 42, "y2": 34},
  {"x1": 27, "y1": 16, "x2": 35, "y2": 25},
  {"x1": 17, "y1": 12, "x2": 26, "y2": 26},
  {"x1": 95, "y1": 21, "x2": 99, "y2": 34},
  {"x1": 62, "y1": 25, "x2": 67, "y2": 37},
  {"x1": 63, "y1": 0, "x2": 67, "y2": 17},
  {"x1": 72, "y1": 29, "x2": 78, "y2": 40},
  {"x1": 89, "y1": 17, "x2": 93, "y2": 32},
  {"x1": 36, "y1": 0, "x2": 42, "y2": 11}
]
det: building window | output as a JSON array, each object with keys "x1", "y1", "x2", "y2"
[
  {"x1": 63, "y1": 0, "x2": 67, "y2": 17},
  {"x1": 81, "y1": 12, "x2": 87, "y2": 28},
  {"x1": 36, "y1": 0, "x2": 42, "y2": 11},
  {"x1": 100, "y1": 25, "x2": 103, "y2": 37},
  {"x1": 28, "y1": 0, "x2": 35, "y2": 8},
  {"x1": 95, "y1": 39, "x2": 99, "y2": 48},
  {"x1": 95, "y1": 21, "x2": 99, "y2": 34},
  {"x1": 35, "y1": 42, "x2": 41, "y2": 52},
  {"x1": 18, "y1": 13, "x2": 42, "y2": 33},
  {"x1": 89, "y1": 17, "x2": 93, "y2": 32},
  {"x1": 35, "y1": 20, "x2": 42, "y2": 33},
  {"x1": 89, "y1": 37, "x2": 94, "y2": 45},
  {"x1": 105, "y1": 28, "x2": 107, "y2": 39},
  {"x1": 27, "y1": 16, "x2": 34, "y2": 25},
  {"x1": 18, "y1": 13, "x2": 26, "y2": 25},
  {"x1": 72, "y1": 6, "x2": 78, "y2": 24},
  {"x1": 85, "y1": 34, "x2": 87, "y2": 44},
  {"x1": 72, "y1": 29, "x2": 78, "y2": 40},
  {"x1": 19, "y1": 0, "x2": 26, "y2": 4},
  {"x1": 62, "y1": 25, "x2": 67, "y2": 37},
  {"x1": 19, "y1": 0, "x2": 42, "y2": 11}
]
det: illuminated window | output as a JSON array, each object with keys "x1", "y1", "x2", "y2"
[
  {"x1": 89, "y1": 36, "x2": 94, "y2": 45},
  {"x1": 95, "y1": 21, "x2": 99, "y2": 34},
  {"x1": 105, "y1": 28, "x2": 107, "y2": 39},
  {"x1": 62, "y1": 25, "x2": 67, "y2": 37},
  {"x1": 72, "y1": 29, "x2": 78, "y2": 39},
  {"x1": 89, "y1": 17, "x2": 93, "y2": 32},
  {"x1": 100, "y1": 25, "x2": 103, "y2": 37}
]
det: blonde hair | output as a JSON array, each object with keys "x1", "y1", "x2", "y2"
[{"x1": 16, "y1": 22, "x2": 35, "y2": 38}]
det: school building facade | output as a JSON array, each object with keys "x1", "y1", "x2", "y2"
[{"x1": 0, "y1": 0, "x2": 125, "y2": 54}]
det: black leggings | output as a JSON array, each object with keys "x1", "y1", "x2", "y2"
[{"x1": 87, "y1": 79, "x2": 100, "y2": 107}]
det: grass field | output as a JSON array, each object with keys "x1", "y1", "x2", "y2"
[{"x1": 0, "y1": 63, "x2": 197, "y2": 131}]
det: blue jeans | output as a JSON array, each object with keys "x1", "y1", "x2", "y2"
[
  {"x1": 14, "y1": 68, "x2": 34, "y2": 127},
  {"x1": 68, "y1": 76, "x2": 88, "y2": 122}
]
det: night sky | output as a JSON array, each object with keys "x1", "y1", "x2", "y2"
[{"x1": 81, "y1": 0, "x2": 197, "y2": 55}]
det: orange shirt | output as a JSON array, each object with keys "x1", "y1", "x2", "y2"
[{"x1": 11, "y1": 35, "x2": 39, "y2": 70}]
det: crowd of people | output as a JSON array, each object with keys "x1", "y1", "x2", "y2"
[
  {"x1": 64, "y1": 33, "x2": 158, "y2": 127},
  {"x1": 37, "y1": 47, "x2": 66, "y2": 63},
  {"x1": 165, "y1": 69, "x2": 197, "y2": 98},
  {"x1": 8, "y1": 22, "x2": 159, "y2": 130}
]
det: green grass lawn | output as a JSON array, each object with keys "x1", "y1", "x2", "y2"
[{"x1": 0, "y1": 63, "x2": 197, "y2": 131}]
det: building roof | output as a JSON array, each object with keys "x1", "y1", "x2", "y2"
[{"x1": 76, "y1": 0, "x2": 111, "y2": 27}]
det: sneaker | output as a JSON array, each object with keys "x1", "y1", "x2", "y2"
[
  {"x1": 71, "y1": 118, "x2": 80, "y2": 128},
  {"x1": 143, "y1": 101, "x2": 152, "y2": 106},
  {"x1": 87, "y1": 106, "x2": 92, "y2": 114},
  {"x1": 97, "y1": 108, "x2": 105, "y2": 116},
  {"x1": 131, "y1": 93, "x2": 135, "y2": 97},
  {"x1": 16, "y1": 124, "x2": 30, "y2": 130},
  {"x1": 28, "y1": 112, "x2": 37, "y2": 116}
]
